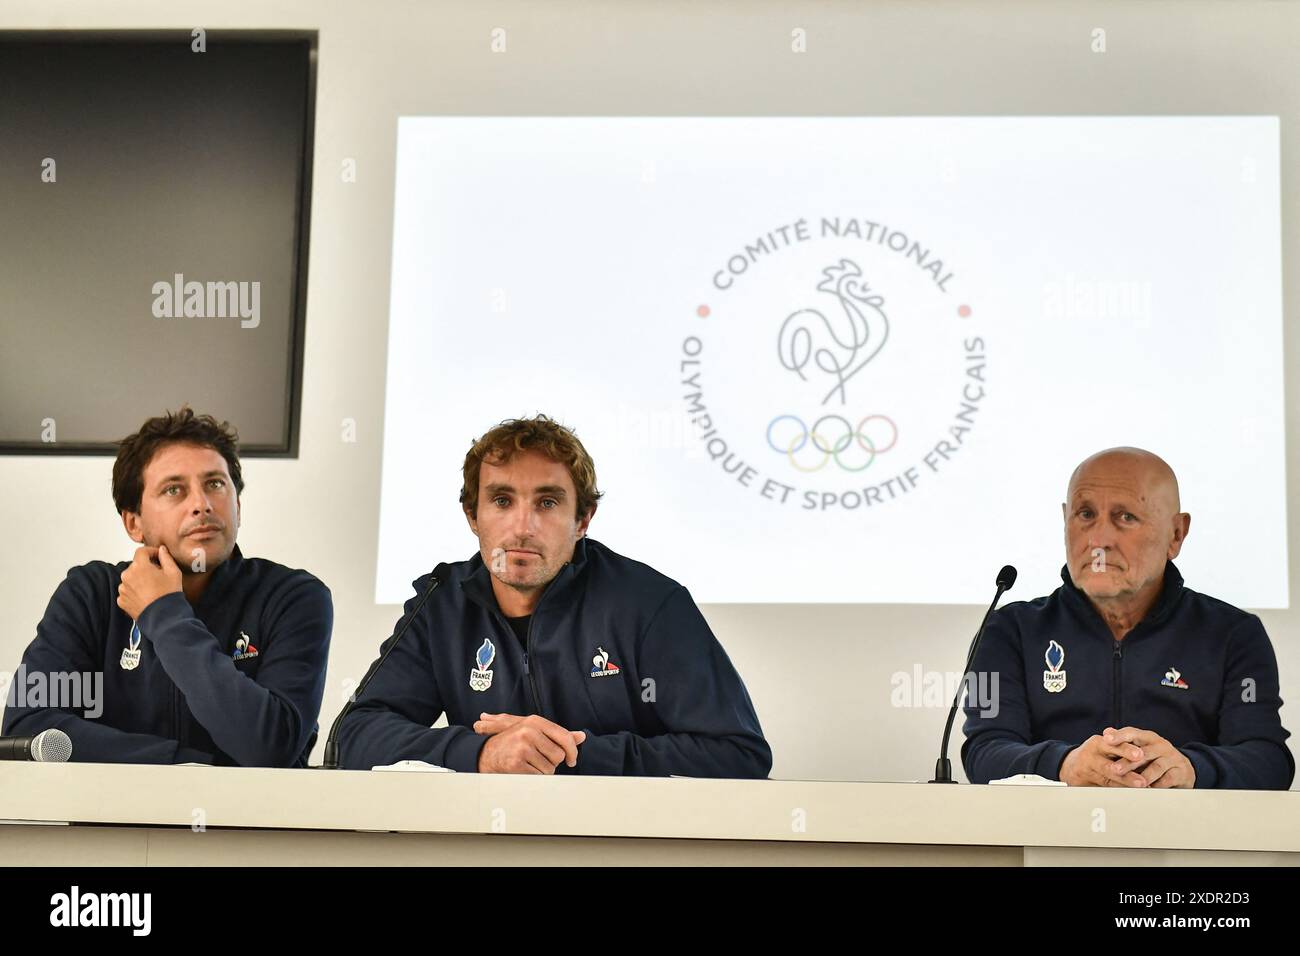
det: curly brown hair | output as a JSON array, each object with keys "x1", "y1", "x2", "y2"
[
  {"x1": 459, "y1": 415, "x2": 602, "y2": 521},
  {"x1": 112, "y1": 406, "x2": 244, "y2": 515}
]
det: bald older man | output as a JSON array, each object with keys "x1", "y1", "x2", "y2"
[{"x1": 962, "y1": 447, "x2": 1293, "y2": 790}]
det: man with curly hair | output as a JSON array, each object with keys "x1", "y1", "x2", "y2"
[{"x1": 340, "y1": 414, "x2": 770, "y2": 777}]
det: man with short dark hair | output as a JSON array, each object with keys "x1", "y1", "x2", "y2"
[
  {"x1": 963, "y1": 447, "x2": 1292, "y2": 790},
  {"x1": 340, "y1": 414, "x2": 771, "y2": 777},
  {"x1": 3, "y1": 407, "x2": 333, "y2": 766}
]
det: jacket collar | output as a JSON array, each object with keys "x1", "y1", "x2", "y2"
[
  {"x1": 193, "y1": 543, "x2": 244, "y2": 611},
  {"x1": 1058, "y1": 558, "x2": 1186, "y2": 632},
  {"x1": 460, "y1": 537, "x2": 591, "y2": 615}
]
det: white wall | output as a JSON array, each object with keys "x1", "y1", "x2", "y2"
[{"x1": 2, "y1": 0, "x2": 1298, "y2": 784}]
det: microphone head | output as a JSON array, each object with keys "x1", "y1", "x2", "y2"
[
  {"x1": 31, "y1": 728, "x2": 72, "y2": 763},
  {"x1": 996, "y1": 565, "x2": 1018, "y2": 591}
]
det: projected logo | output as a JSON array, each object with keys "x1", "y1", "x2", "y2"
[
  {"x1": 769, "y1": 259, "x2": 899, "y2": 473},
  {"x1": 679, "y1": 215, "x2": 990, "y2": 513},
  {"x1": 777, "y1": 258, "x2": 890, "y2": 406}
]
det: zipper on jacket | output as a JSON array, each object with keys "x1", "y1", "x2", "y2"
[
  {"x1": 524, "y1": 615, "x2": 542, "y2": 716},
  {"x1": 1112, "y1": 640, "x2": 1123, "y2": 727},
  {"x1": 521, "y1": 566, "x2": 572, "y2": 717},
  {"x1": 488, "y1": 563, "x2": 570, "y2": 717},
  {"x1": 492, "y1": 607, "x2": 545, "y2": 716}
]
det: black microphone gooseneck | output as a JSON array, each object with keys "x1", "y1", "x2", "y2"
[{"x1": 930, "y1": 565, "x2": 1017, "y2": 783}]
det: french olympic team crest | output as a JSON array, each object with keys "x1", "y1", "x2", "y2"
[
  {"x1": 469, "y1": 638, "x2": 495, "y2": 692},
  {"x1": 1043, "y1": 640, "x2": 1067, "y2": 693},
  {"x1": 677, "y1": 215, "x2": 991, "y2": 516}
]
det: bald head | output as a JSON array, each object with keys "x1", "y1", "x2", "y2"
[
  {"x1": 1062, "y1": 446, "x2": 1190, "y2": 611},
  {"x1": 1067, "y1": 447, "x2": 1181, "y2": 516}
]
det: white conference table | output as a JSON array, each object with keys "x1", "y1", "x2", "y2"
[{"x1": 1, "y1": 763, "x2": 1297, "y2": 865}]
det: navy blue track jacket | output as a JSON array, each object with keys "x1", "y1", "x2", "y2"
[
  {"x1": 962, "y1": 562, "x2": 1293, "y2": 789},
  {"x1": 2, "y1": 546, "x2": 333, "y2": 767},
  {"x1": 339, "y1": 537, "x2": 772, "y2": 777}
]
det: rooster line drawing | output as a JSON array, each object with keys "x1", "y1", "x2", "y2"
[{"x1": 777, "y1": 259, "x2": 890, "y2": 406}]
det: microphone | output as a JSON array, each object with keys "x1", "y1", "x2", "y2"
[
  {"x1": 930, "y1": 565, "x2": 1016, "y2": 784},
  {"x1": 0, "y1": 728, "x2": 73, "y2": 762},
  {"x1": 319, "y1": 563, "x2": 450, "y2": 770}
]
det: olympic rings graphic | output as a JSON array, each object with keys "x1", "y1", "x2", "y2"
[{"x1": 765, "y1": 414, "x2": 899, "y2": 472}]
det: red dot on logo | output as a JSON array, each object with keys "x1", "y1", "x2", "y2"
[
  {"x1": 958, "y1": 305, "x2": 972, "y2": 318},
  {"x1": 697, "y1": 305, "x2": 710, "y2": 318}
]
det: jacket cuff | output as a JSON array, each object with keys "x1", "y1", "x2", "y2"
[
  {"x1": 136, "y1": 591, "x2": 193, "y2": 639},
  {"x1": 1041, "y1": 741, "x2": 1074, "y2": 781},
  {"x1": 1183, "y1": 747, "x2": 1218, "y2": 789},
  {"x1": 563, "y1": 730, "x2": 617, "y2": 775},
  {"x1": 443, "y1": 730, "x2": 489, "y2": 773}
]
